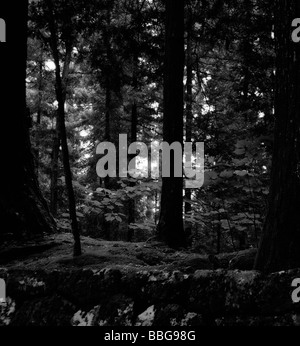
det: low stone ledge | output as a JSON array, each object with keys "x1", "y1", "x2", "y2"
[{"x1": 1, "y1": 267, "x2": 300, "y2": 326}]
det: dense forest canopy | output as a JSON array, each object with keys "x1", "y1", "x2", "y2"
[{"x1": 1, "y1": 0, "x2": 300, "y2": 274}]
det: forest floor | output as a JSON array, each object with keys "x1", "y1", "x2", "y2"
[
  {"x1": 0, "y1": 233, "x2": 257, "y2": 272},
  {"x1": 2, "y1": 233, "x2": 299, "y2": 327}
]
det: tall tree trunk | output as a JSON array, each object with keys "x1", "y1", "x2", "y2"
[
  {"x1": 128, "y1": 51, "x2": 138, "y2": 242},
  {"x1": 34, "y1": 56, "x2": 43, "y2": 174},
  {"x1": 254, "y1": 0, "x2": 300, "y2": 272},
  {"x1": 103, "y1": 7, "x2": 113, "y2": 190},
  {"x1": 184, "y1": 11, "x2": 193, "y2": 242},
  {"x1": 104, "y1": 78, "x2": 111, "y2": 190},
  {"x1": 46, "y1": 0, "x2": 81, "y2": 256},
  {"x1": 127, "y1": 101, "x2": 137, "y2": 241},
  {"x1": 50, "y1": 115, "x2": 60, "y2": 217},
  {"x1": 1, "y1": 0, "x2": 55, "y2": 243},
  {"x1": 241, "y1": 0, "x2": 252, "y2": 122},
  {"x1": 157, "y1": 0, "x2": 186, "y2": 248}
]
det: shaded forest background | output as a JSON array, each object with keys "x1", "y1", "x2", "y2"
[
  {"x1": 1, "y1": 0, "x2": 300, "y2": 274},
  {"x1": 27, "y1": 0, "x2": 274, "y2": 248}
]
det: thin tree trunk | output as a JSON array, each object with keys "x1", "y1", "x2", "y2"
[
  {"x1": 50, "y1": 116, "x2": 60, "y2": 216},
  {"x1": 241, "y1": 0, "x2": 252, "y2": 122},
  {"x1": 128, "y1": 51, "x2": 138, "y2": 242},
  {"x1": 184, "y1": 13, "x2": 193, "y2": 241},
  {"x1": 104, "y1": 78, "x2": 111, "y2": 189},
  {"x1": 35, "y1": 57, "x2": 43, "y2": 174},
  {"x1": 46, "y1": 0, "x2": 81, "y2": 256},
  {"x1": 127, "y1": 101, "x2": 137, "y2": 241}
]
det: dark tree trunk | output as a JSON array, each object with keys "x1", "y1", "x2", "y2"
[
  {"x1": 184, "y1": 11, "x2": 193, "y2": 241},
  {"x1": 34, "y1": 57, "x2": 44, "y2": 174},
  {"x1": 127, "y1": 101, "x2": 137, "y2": 242},
  {"x1": 50, "y1": 114, "x2": 60, "y2": 217},
  {"x1": 103, "y1": 8, "x2": 113, "y2": 190},
  {"x1": 254, "y1": 0, "x2": 300, "y2": 272},
  {"x1": 0, "y1": 0, "x2": 55, "y2": 243},
  {"x1": 127, "y1": 51, "x2": 138, "y2": 242},
  {"x1": 157, "y1": 0, "x2": 186, "y2": 248},
  {"x1": 104, "y1": 78, "x2": 111, "y2": 190},
  {"x1": 46, "y1": 0, "x2": 81, "y2": 256},
  {"x1": 240, "y1": 0, "x2": 252, "y2": 122}
]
